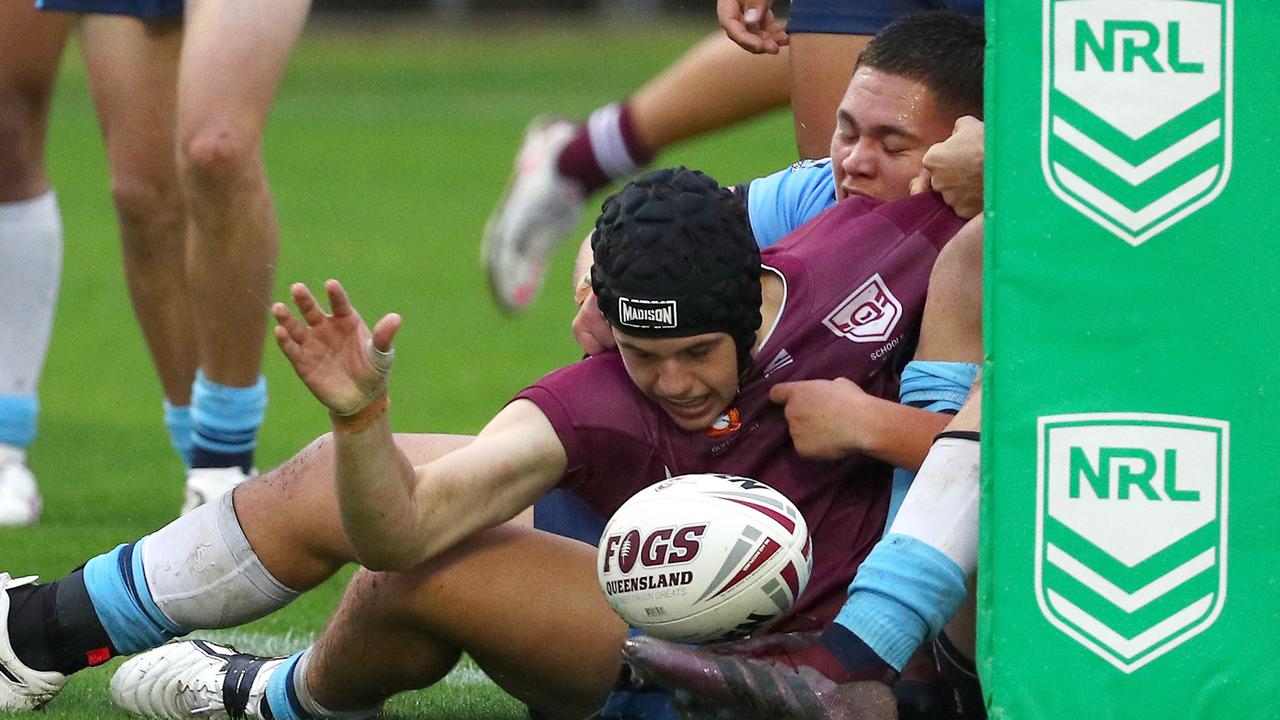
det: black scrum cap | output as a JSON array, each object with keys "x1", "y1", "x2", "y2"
[{"x1": 591, "y1": 167, "x2": 762, "y2": 375}]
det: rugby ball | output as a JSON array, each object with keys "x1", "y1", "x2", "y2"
[{"x1": 597, "y1": 473, "x2": 812, "y2": 643}]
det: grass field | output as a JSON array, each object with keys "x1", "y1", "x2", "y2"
[{"x1": 0, "y1": 19, "x2": 796, "y2": 718}]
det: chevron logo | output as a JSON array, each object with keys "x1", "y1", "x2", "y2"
[
  {"x1": 1035, "y1": 413, "x2": 1229, "y2": 672},
  {"x1": 1041, "y1": 0, "x2": 1233, "y2": 245}
]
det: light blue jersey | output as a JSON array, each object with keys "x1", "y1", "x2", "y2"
[{"x1": 745, "y1": 158, "x2": 838, "y2": 248}]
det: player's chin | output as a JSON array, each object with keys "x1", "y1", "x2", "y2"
[{"x1": 661, "y1": 398, "x2": 724, "y2": 432}]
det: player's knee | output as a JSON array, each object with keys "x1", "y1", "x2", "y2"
[
  {"x1": 179, "y1": 122, "x2": 259, "y2": 188},
  {"x1": 0, "y1": 88, "x2": 52, "y2": 194},
  {"x1": 109, "y1": 171, "x2": 184, "y2": 251}
]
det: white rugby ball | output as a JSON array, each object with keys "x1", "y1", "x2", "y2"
[{"x1": 597, "y1": 473, "x2": 812, "y2": 643}]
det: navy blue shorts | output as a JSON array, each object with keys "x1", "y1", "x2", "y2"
[
  {"x1": 36, "y1": 0, "x2": 180, "y2": 19},
  {"x1": 787, "y1": 0, "x2": 983, "y2": 35},
  {"x1": 533, "y1": 488, "x2": 607, "y2": 547}
]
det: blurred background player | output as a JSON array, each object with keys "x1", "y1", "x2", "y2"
[
  {"x1": 67, "y1": 0, "x2": 309, "y2": 512},
  {"x1": 483, "y1": 0, "x2": 984, "y2": 312},
  {"x1": 0, "y1": 0, "x2": 71, "y2": 526},
  {"x1": 0, "y1": 0, "x2": 310, "y2": 519}
]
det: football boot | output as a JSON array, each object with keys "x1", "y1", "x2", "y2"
[
  {"x1": 0, "y1": 445, "x2": 40, "y2": 526},
  {"x1": 0, "y1": 573, "x2": 68, "y2": 710},
  {"x1": 111, "y1": 640, "x2": 283, "y2": 719},
  {"x1": 622, "y1": 633, "x2": 898, "y2": 720},
  {"x1": 482, "y1": 117, "x2": 585, "y2": 313}
]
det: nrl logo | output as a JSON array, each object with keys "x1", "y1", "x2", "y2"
[
  {"x1": 1042, "y1": 0, "x2": 1233, "y2": 245},
  {"x1": 1035, "y1": 413, "x2": 1229, "y2": 672}
]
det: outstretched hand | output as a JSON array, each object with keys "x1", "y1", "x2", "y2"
[
  {"x1": 272, "y1": 280, "x2": 401, "y2": 417},
  {"x1": 717, "y1": 0, "x2": 788, "y2": 53}
]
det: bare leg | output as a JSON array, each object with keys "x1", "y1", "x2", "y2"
[
  {"x1": 307, "y1": 523, "x2": 626, "y2": 720},
  {"x1": 787, "y1": 32, "x2": 871, "y2": 158},
  {"x1": 175, "y1": 0, "x2": 309, "y2": 387},
  {"x1": 0, "y1": 0, "x2": 69, "y2": 203},
  {"x1": 0, "y1": 0, "x2": 71, "y2": 525},
  {"x1": 234, "y1": 432, "x2": 473, "y2": 592},
  {"x1": 80, "y1": 16, "x2": 197, "y2": 405},
  {"x1": 628, "y1": 31, "x2": 791, "y2": 152}
]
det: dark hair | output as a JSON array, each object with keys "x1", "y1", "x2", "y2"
[
  {"x1": 856, "y1": 10, "x2": 985, "y2": 119},
  {"x1": 592, "y1": 167, "x2": 762, "y2": 376}
]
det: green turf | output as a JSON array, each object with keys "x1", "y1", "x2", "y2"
[{"x1": 0, "y1": 20, "x2": 795, "y2": 718}]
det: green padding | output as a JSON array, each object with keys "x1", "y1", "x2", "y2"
[{"x1": 981, "y1": 1, "x2": 1280, "y2": 717}]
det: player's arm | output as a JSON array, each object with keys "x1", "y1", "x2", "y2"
[
  {"x1": 335, "y1": 398, "x2": 566, "y2": 570},
  {"x1": 272, "y1": 280, "x2": 567, "y2": 571},
  {"x1": 770, "y1": 378, "x2": 950, "y2": 470}
]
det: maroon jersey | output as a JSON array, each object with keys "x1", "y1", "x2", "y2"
[{"x1": 516, "y1": 192, "x2": 965, "y2": 630}]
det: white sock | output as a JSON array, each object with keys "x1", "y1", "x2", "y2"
[
  {"x1": 586, "y1": 103, "x2": 641, "y2": 180},
  {"x1": 0, "y1": 192, "x2": 62, "y2": 395},
  {"x1": 141, "y1": 492, "x2": 300, "y2": 628},
  {"x1": 887, "y1": 432, "x2": 981, "y2": 574}
]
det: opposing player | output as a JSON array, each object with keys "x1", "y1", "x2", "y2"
[
  {"x1": 483, "y1": 4, "x2": 983, "y2": 313},
  {"x1": 0, "y1": 168, "x2": 973, "y2": 718},
  {"x1": 0, "y1": 0, "x2": 71, "y2": 525},
  {"x1": 570, "y1": 9, "x2": 985, "y2": 355},
  {"x1": 34, "y1": 0, "x2": 307, "y2": 512}
]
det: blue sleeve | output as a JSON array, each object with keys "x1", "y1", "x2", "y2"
[{"x1": 746, "y1": 158, "x2": 839, "y2": 248}]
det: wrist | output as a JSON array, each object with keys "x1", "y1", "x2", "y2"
[
  {"x1": 330, "y1": 394, "x2": 390, "y2": 433},
  {"x1": 573, "y1": 275, "x2": 593, "y2": 306}
]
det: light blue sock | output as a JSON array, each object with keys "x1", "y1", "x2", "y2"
[
  {"x1": 0, "y1": 394, "x2": 37, "y2": 448},
  {"x1": 164, "y1": 401, "x2": 194, "y2": 466},
  {"x1": 81, "y1": 539, "x2": 185, "y2": 654},
  {"x1": 190, "y1": 372, "x2": 267, "y2": 468},
  {"x1": 833, "y1": 534, "x2": 968, "y2": 671},
  {"x1": 264, "y1": 651, "x2": 310, "y2": 720}
]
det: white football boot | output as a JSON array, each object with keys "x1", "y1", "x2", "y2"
[
  {"x1": 111, "y1": 640, "x2": 284, "y2": 719},
  {"x1": 181, "y1": 467, "x2": 257, "y2": 516},
  {"x1": 0, "y1": 445, "x2": 41, "y2": 526},
  {"x1": 0, "y1": 573, "x2": 68, "y2": 710},
  {"x1": 482, "y1": 118, "x2": 586, "y2": 313}
]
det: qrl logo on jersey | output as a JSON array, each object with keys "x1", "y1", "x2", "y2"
[
  {"x1": 822, "y1": 274, "x2": 901, "y2": 343},
  {"x1": 1042, "y1": 0, "x2": 1233, "y2": 246},
  {"x1": 1035, "y1": 413, "x2": 1229, "y2": 673},
  {"x1": 602, "y1": 524, "x2": 706, "y2": 574}
]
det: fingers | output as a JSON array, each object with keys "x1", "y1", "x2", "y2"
[
  {"x1": 572, "y1": 294, "x2": 615, "y2": 356},
  {"x1": 272, "y1": 319, "x2": 304, "y2": 366},
  {"x1": 370, "y1": 313, "x2": 402, "y2": 355},
  {"x1": 717, "y1": 0, "x2": 777, "y2": 53},
  {"x1": 768, "y1": 382, "x2": 794, "y2": 404},
  {"x1": 325, "y1": 278, "x2": 358, "y2": 318},
  {"x1": 910, "y1": 168, "x2": 933, "y2": 196},
  {"x1": 289, "y1": 282, "x2": 324, "y2": 325},
  {"x1": 953, "y1": 114, "x2": 983, "y2": 134},
  {"x1": 272, "y1": 301, "x2": 306, "y2": 343}
]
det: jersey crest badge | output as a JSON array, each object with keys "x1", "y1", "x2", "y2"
[
  {"x1": 822, "y1": 274, "x2": 901, "y2": 343},
  {"x1": 1035, "y1": 413, "x2": 1229, "y2": 672},
  {"x1": 1042, "y1": 0, "x2": 1233, "y2": 246}
]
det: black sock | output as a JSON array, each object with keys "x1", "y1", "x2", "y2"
[
  {"x1": 7, "y1": 569, "x2": 118, "y2": 674},
  {"x1": 189, "y1": 447, "x2": 254, "y2": 473},
  {"x1": 819, "y1": 623, "x2": 892, "y2": 675}
]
